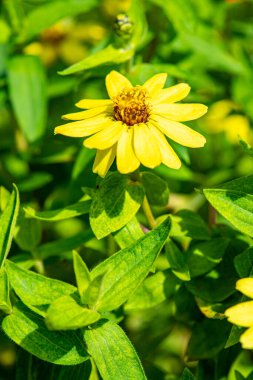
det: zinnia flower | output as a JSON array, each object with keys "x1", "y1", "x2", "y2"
[
  {"x1": 225, "y1": 278, "x2": 253, "y2": 349},
  {"x1": 55, "y1": 71, "x2": 207, "y2": 177}
]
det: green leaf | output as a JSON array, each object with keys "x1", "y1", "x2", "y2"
[
  {"x1": 5, "y1": 260, "x2": 76, "y2": 316},
  {"x1": 180, "y1": 368, "x2": 196, "y2": 380},
  {"x1": 46, "y1": 295, "x2": 100, "y2": 330},
  {"x1": 2, "y1": 301, "x2": 88, "y2": 365},
  {"x1": 24, "y1": 200, "x2": 91, "y2": 221},
  {"x1": 8, "y1": 55, "x2": 47, "y2": 142},
  {"x1": 170, "y1": 209, "x2": 210, "y2": 240},
  {"x1": 204, "y1": 189, "x2": 253, "y2": 237},
  {"x1": 187, "y1": 238, "x2": 229, "y2": 277},
  {"x1": 15, "y1": 350, "x2": 92, "y2": 380},
  {"x1": 113, "y1": 217, "x2": 144, "y2": 249},
  {"x1": 0, "y1": 186, "x2": 10, "y2": 211},
  {"x1": 90, "y1": 218, "x2": 171, "y2": 311},
  {"x1": 125, "y1": 270, "x2": 179, "y2": 311},
  {"x1": 84, "y1": 320, "x2": 147, "y2": 380},
  {"x1": 83, "y1": 275, "x2": 105, "y2": 307},
  {"x1": 18, "y1": 172, "x2": 53, "y2": 192},
  {"x1": 234, "y1": 247, "x2": 253, "y2": 278},
  {"x1": 0, "y1": 269, "x2": 12, "y2": 314},
  {"x1": 59, "y1": 44, "x2": 133, "y2": 76},
  {"x1": 186, "y1": 271, "x2": 236, "y2": 303},
  {"x1": 73, "y1": 251, "x2": 91, "y2": 303},
  {"x1": 183, "y1": 34, "x2": 245, "y2": 74},
  {"x1": 225, "y1": 325, "x2": 245, "y2": 349},
  {"x1": 35, "y1": 230, "x2": 93, "y2": 259},
  {"x1": 220, "y1": 175, "x2": 253, "y2": 195},
  {"x1": 150, "y1": 0, "x2": 196, "y2": 34},
  {"x1": 90, "y1": 173, "x2": 145, "y2": 239},
  {"x1": 166, "y1": 239, "x2": 190, "y2": 281},
  {"x1": 0, "y1": 184, "x2": 20, "y2": 268},
  {"x1": 141, "y1": 171, "x2": 169, "y2": 206},
  {"x1": 15, "y1": 209, "x2": 42, "y2": 251},
  {"x1": 228, "y1": 351, "x2": 253, "y2": 380},
  {"x1": 23, "y1": 0, "x2": 98, "y2": 41},
  {"x1": 187, "y1": 319, "x2": 230, "y2": 360}
]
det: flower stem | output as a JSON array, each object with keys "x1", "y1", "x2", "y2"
[{"x1": 142, "y1": 196, "x2": 156, "y2": 229}]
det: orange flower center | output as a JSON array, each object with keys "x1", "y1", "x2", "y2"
[{"x1": 113, "y1": 86, "x2": 150, "y2": 126}]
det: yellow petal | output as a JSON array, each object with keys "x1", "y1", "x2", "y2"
[
  {"x1": 116, "y1": 126, "x2": 140, "y2": 174},
  {"x1": 54, "y1": 116, "x2": 111, "y2": 137},
  {"x1": 76, "y1": 99, "x2": 113, "y2": 109},
  {"x1": 240, "y1": 327, "x2": 253, "y2": 349},
  {"x1": 236, "y1": 278, "x2": 253, "y2": 299},
  {"x1": 142, "y1": 73, "x2": 167, "y2": 96},
  {"x1": 105, "y1": 70, "x2": 132, "y2": 99},
  {"x1": 151, "y1": 115, "x2": 206, "y2": 148},
  {"x1": 133, "y1": 123, "x2": 161, "y2": 168},
  {"x1": 149, "y1": 123, "x2": 181, "y2": 169},
  {"x1": 62, "y1": 105, "x2": 113, "y2": 121},
  {"x1": 152, "y1": 103, "x2": 208, "y2": 122},
  {"x1": 152, "y1": 83, "x2": 191, "y2": 104},
  {"x1": 93, "y1": 145, "x2": 116, "y2": 178},
  {"x1": 225, "y1": 301, "x2": 253, "y2": 327},
  {"x1": 84, "y1": 121, "x2": 124, "y2": 149}
]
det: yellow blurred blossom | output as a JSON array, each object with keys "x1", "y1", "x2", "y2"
[
  {"x1": 225, "y1": 278, "x2": 253, "y2": 349},
  {"x1": 203, "y1": 99, "x2": 252, "y2": 144},
  {"x1": 102, "y1": 0, "x2": 131, "y2": 16},
  {"x1": 55, "y1": 71, "x2": 207, "y2": 177},
  {"x1": 23, "y1": 19, "x2": 106, "y2": 66}
]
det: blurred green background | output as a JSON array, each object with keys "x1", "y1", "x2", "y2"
[{"x1": 0, "y1": 0, "x2": 253, "y2": 379}]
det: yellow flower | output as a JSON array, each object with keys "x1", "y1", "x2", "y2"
[
  {"x1": 203, "y1": 100, "x2": 252, "y2": 144},
  {"x1": 55, "y1": 71, "x2": 207, "y2": 177},
  {"x1": 225, "y1": 278, "x2": 253, "y2": 349}
]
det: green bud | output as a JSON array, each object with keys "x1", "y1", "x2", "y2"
[{"x1": 113, "y1": 13, "x2": 134, "y2": 41}]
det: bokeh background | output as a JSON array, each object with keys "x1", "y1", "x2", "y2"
[{"x1": 0, "y1": 0, "x2": 253, "y2": 379}]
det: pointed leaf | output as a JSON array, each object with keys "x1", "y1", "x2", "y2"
[
  {"x1": 8, "y1": 56, "x2": 47, "y2": 142},
  {"x1": 0, "y1": 184, "x2": 20, "y2": 268},
  {"x1": 46, "y1": 295, "x2": 100, "y2": 330},
  {"x1": 113, "y1": 217, "x2": 144, "y2": 249},
  {"x1": 73, "y1": 251, "x2": 91, "y2": 302},
  {"x1": 90, "y1": 173, "x2": 145, "y2": 239},
  {"x1": 35, "y1": 230, "x2": 93, "y2": 259},
  {"x1": 91, "y1": 218, "x2": 171, "y2": 311},
  {"x1": 24, "y1": 200, "x2": 91, "y2": 221},
  {"x1": 2, "y1": 301, "x2": 88, "y2": 365},
  {"x1": 170, "y1": 209, "x2": 210, "y2": 240},
  {"x1": 187, "y1": 238, "x2": 229, "y2": 277},
  {"x1": 84, "y1": 320, "x2": 147, "y2": 380},
  {"x1": 0, "y1": 269, "x2": 12, "y2": 314},
  {"x1": 125, "y1": 270, "x2": 179, "y2": 311},
  {"x1": 59, "y1": 44, "x2": 133, "y2": 76},
  {"x1": 166, "y1": 239, "x2": 190, "y2": 281},
  {"x1": 204, "y1": 189, "x2": 253, "y2": 237},
  {"x1": 180, "y1": 368, "x2": 196, "y2": 380},
  {"x1": 5, "y1": 260, "x2": 76, "y2": 316}
]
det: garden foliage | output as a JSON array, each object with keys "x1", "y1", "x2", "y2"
[{"x1": 0, "y1": 0, "x2": 253, "y2": 379}]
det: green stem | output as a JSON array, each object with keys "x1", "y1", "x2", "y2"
[{"x1": 142, "y1": 196, "x2": 156, "y2": 229}]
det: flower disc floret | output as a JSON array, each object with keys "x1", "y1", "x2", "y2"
[{"x1": 113, "y1": 86, "x2": 150, "y2": 126}]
